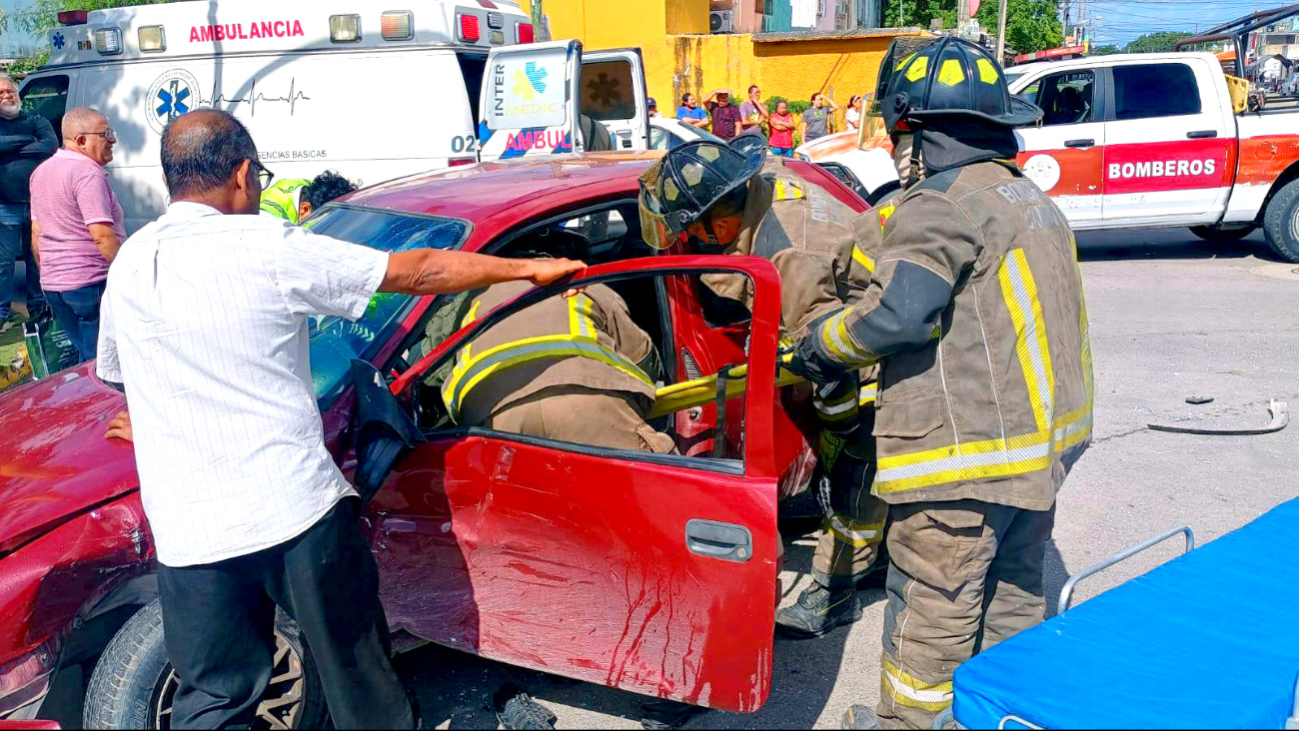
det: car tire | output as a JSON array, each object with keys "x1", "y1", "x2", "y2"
[
  {"x1": 83, "y1": 599, "x2": 329, "y2": 730},
  {"x1": 1263, "y1": 178, "x2": 1299, "y2": 263},
  {"x1": 1189, "y1": 224, "x2": 1255, "y2": 244}
]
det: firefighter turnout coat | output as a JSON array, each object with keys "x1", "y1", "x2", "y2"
[{"x1": 807, "y1": 160, "x2": 1094, "y2": 510}]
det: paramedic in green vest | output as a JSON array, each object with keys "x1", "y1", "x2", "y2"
[{"x1": 260, "y1": 170, "x2": 357, "y2": 224}]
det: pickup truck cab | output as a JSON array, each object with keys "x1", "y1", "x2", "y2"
[{"x1": 1011, "y1": 52, "x2": 1299, "y2": 260}]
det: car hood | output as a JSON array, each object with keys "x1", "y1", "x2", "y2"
[{"x1": 0, "y1": 363, "x2": 136, "y2": 553}]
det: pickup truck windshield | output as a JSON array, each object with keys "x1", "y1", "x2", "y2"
[{"x1": 302, "y1": 206, "x2": 468, "y2": 406}]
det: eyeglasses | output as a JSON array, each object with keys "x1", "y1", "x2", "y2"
[
  {"x1": 250, "y1": 159, "x2": 274, "y2": 189},
  {"x1": 0, "y1": 89, "x2": 18, "y2": 99},
  {"x1": 79, "y1": 128, "x2": 117, "y2": 143}
]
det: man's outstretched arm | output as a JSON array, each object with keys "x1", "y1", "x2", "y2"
[{"x1": 381, "y1": 250, "x2": 584, "y2": 295}]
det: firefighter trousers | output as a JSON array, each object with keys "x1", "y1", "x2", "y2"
[
  {"x1": 875, "y1": 499, "x2": 1056, "y2": 730},
  {"x1": 811, "y1": 449, "x2": 888, "y2": 588}
]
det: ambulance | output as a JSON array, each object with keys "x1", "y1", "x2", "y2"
[{"x1": 17, "y1": 0, "x2": 650, "y2": 232}]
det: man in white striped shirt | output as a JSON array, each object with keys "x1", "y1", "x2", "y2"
[{"x1": 97, "y1": 109, "x2": 583, "y2": 730}]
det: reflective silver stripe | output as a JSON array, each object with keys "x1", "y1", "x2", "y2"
[
  {"x1": 1002, "y1": 250, "x2": 1054, "y2": 429},
  {"x1": 817, "y1": 398, "x2": 858, "y2": 416},
  {"x1": 875, "y1": 439, "x2": 1051, "y2": 484}
]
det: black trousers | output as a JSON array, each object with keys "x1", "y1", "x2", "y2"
[{"x1": 158, "y1": 498, "x2": 413, "y2": 730}]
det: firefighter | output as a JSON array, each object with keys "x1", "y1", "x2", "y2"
[
  {"x1": 638, "y1": 137, "x2": 888, "y2": 637},
  {"x1": 260, "y1": 170, "x2": 357, "y2": 224},
  {"x1": 785, "y1": 37, "x2": 1094, "y2": 729},
  {"x1": 440, "y1": 276, "x2": 675, "y2": 455}
]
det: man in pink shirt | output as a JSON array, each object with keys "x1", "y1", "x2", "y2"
[{"x1": 29, "y1": 107, "x2": 123, "y2": 360}]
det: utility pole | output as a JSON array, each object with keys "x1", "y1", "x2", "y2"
[{"x1": 996, "y1": 0, "x2": 1009, "y2": 62}]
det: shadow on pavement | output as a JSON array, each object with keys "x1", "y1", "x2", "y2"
[
  {"x1": 1075, "y1": 229, "x2": 1265, "y2": 263},
  {"x1": 1043, "y1": 538, "x2": 1070, "y2": 618}
]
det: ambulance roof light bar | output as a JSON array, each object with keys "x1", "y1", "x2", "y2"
[
  {"x1": 330, "y1": 14, "x2": 361, "y2": 42},
  {"x1": 57, "y1": 10, "x2": 88, "y2": 26},
  {"x1": 381, "y1": 11, "x2": 413, "y2": 41},
  {"x1": 94, "y1": 27, "x2": 123, "y2": 55}
]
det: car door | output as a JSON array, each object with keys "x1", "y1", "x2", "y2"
[
  {"x1": 1013, "y1": 67, "x2": 1107, "y2": 227},
  {"x1": 581, "y1": 48, "x2": 650, "y2": 151},
  {"x1": 1101, "y1": 59, "x2": 1234, "y2": 225},
  {"x1": 371, "y1": 255, "x2": 783, "y2": 713},
  {"x1": 476, "y1": 40, "x2": 583, "y2": 162}
]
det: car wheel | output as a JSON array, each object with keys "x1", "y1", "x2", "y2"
[
  {"x1": 83, "y1": 599, "x2": 328, "y2": 730},
  {"x1": 1189, "y1": 224, "x2": 1255, "y2": 244},
  {"x1": 1263, "y1": 178, "x2": 1299, "y2": 263}
]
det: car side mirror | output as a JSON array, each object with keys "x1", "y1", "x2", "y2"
[{"x1": 350, "y1": 359, "x2": 421, "y2": 504}]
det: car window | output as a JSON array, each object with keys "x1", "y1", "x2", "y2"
[
  {"x1": 581, "y1": 60, "x2": 637, "y2": 122},
  {"x1": 1113, "y1": 63, "x2": 1201, "y2": 121},
  {"x1": 301, "y1": 206, "x2": 469, "y2": 406},
  {"x1": 20, "y1": 75, "x2": 70, "y2": 143},
  {"x1": 1035, "y1": 70, "x2": 1095, "y2": 126},
  {"x1": 650, "y1": 125, "x2": 670, "y2": 150}
]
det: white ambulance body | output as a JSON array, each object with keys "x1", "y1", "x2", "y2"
[{"x1": 18, "y1": 0, "x2": 649, "y2": 232}]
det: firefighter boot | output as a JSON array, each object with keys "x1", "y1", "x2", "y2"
[
  {"x1": 775, "y1": 581, "x2": 863, "y2": 638},
  {"x1": 841, "y1": 706, "x2": 883, "y2": 730}
]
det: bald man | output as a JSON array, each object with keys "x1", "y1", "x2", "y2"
[
  {"x1": 0, "y1": 73, "x2": 57, "y2": 330},
  {"x1": 28, "y1": 107, "x2": 121, "y2": 360},
  {"x1": 97, "y1": 109, "x2": 584, "y2": 730}
]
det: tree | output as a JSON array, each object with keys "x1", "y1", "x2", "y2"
[
  {"x1": 976, "y1": 0, "x2": 1064, "y2": 54},
  {"x1": 1090, "y1": 44, "x2": 1121, "y2": 56},
  {"x1": 1123, "y1": 31, "x2": 1192, "y2": 54},
  {"x1": 880, "y1": 0, "x2": 1063, "y2": 55},
  {"x1": 0, "y1": 0, "x2": 171, "y2": 71}
]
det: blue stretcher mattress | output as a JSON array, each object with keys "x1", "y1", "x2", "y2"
[{"x1": 954, "y1": 497, "x2": 1299, "y2": 729}]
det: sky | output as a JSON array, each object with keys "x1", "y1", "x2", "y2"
[
  {"x1": 1057, "y1": 0, "x2": 1287, "y2": 48},
  {"x1": 0, "y1": 0, "x2": 41, "y2": 55},
  {"x1": 0, "y1": 0, "x2": 1291, "y2": 54}
]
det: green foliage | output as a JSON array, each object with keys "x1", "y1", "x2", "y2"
[
  {"x1": 0, "y1": 0, "x2": 171, "y2": 69},
  {"x1": 880, "y1": 0, "x2": 1063, "y2": 55},
  {"x1": 1123, "y1": 31, "x2": 1192, "y2": 54},
  {"x1": 1091, "y1": 44, "x2": 1121, "y2": 56},
  {"x1": 975, "y1": 0, "x2": 1063, "y2": 54}
]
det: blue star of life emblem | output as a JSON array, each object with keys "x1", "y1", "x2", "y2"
[
  {"x1": 157, "y1": 81, "x2": 191, "y2": 119},
  {"x1": 52, "y1": 33, "x2": 66, "y2": 50}
]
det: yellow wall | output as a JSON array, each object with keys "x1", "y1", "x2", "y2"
[{"x1": 518, "y1": 0, "x2": 916, "y2": 131}]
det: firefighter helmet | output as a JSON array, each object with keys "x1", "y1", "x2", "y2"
[{"x1": 639, "y1": 139, "x2": 766, "y2": 250}]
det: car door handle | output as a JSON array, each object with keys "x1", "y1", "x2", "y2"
[
  {"x1": 1064, "y1": 138, "x2": 1095, "y2": 148},
  {"x1": 1187, "y1": 129, "x2": 1218, "y2": 139},
  {"x1": 685, "y1": 519, "x2": 753, "y2": 563}
]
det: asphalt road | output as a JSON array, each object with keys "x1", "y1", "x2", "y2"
[{"x1": 396, "y1": 228, "x2": 1299, "y2": 730}]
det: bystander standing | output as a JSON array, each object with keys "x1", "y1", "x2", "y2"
[
  {"x1": 28, "y1": 107, "x2": 122, "y2": 362},
  {"x1": 0, "y1": 73, "x2": 57, "y2": 332},
  {"x1": 703, "y1": 89, "x2": 743, "y2": 140},
  {"x1": 801, "y1": 92, "x2": 839, "y2": 143},
  {"x1": 768, "y1": 100, "x2": 797, "y2": 156},
  {"x1": 98, "y1": 109, "x2": 584, "y2": 730},
  {"x1": 739, "y1": 84, "x2": 768, "y2": 135},
  {"x1": 648, "y1": 97, "x2": 660, "y2": 118},
  {"x1": 845, "y1": 94, "x2": 864, "y2": 132},
  {"x1": 676, "y1": 93, "x2": 710, "y2": 130}
]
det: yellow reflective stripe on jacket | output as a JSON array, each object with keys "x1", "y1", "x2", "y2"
[
  {"x1": 441, "y1": 294, "x2": 653, "y2": 422},
  {"x1": 881, "y1": 658, "x2": 952, "y2": 712},
  {"x1": 877, "y1": 203, "x2": 896, "y2": 231},
  {"x1": 774, "y1": 178, "x2": 805, "y2": 201},
  {"x1": 827, "y1": 516, "x2": 884, "y2": 548},
  {"x1": 815, "y1": 382, "x2": 858, "y2": 422},
  {"x1": 998, "y1": 248, "x2": 1055, "y2": 432},
  {"x1": 818, "y1": 308, "x2": 875, "y2": 365},
  {"x1": 852, "y1": 245, "x2": 876, "y2": 273},
  {"x1": 859, "y1": 382, "x2": 878, "y2": 406}
]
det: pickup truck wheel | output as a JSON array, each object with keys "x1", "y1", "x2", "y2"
[
  {"x1": 1263, "y1": 178, "x2": 1299, "y2": 262},
  {"x1": 83, "y1": 600, "x2": 328, "y2": 730},
  {"x1": 1189, "y1": 224, "x2": 1255, "y2": 244}
]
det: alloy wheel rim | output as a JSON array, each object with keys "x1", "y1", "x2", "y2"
[{"x1": 153, "y1": 633, "x2": 306, "y2": 730}]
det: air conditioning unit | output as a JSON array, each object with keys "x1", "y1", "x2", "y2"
[{"x1": 710, "y1": 10, "x2": 735, "y2": 34}]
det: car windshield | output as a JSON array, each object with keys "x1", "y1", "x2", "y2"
[{"x1": 302, "y1": 206, "x2": 468, "y2": 406}]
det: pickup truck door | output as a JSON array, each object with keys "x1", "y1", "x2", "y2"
[
  {"x1": 1100, "y1": 59, "x2": 1235, "y2": 225},
  {"x1": 476, "y1": 40, "x2": 582, "y2": 162},
  {"x1": 581, "y1": 48, "x2": 650, "y2": 151},
  {"x1": 373, "y1": 256, "x2": 783, "y2": 713},
  {"x1": 1013, "y1": 67, "x2": 1107, "y2": 227}
]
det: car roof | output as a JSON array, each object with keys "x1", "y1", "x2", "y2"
[{"x1": 342, "y1": 151, "x2": 663, "y2": 249}]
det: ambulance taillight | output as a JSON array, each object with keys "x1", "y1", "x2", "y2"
[
  {"x1": 458, "y1": 14, "x2": 480, "y2": 43},
  {"x1": 57, "y1": 10, "x2": 87, "y2": 26},
  {"x1": 381, "y1": 11, "x2": 413, "y2": 41},
  {"x1": 330, "y1": 14, "x2": 361, "y2": 43},
  {"x1": 94, "y1": 27, "x2": 123, "y2": 55},
  {"x1": 138, "y1": 26, "x2": 166, "y2": 53},
  {"x1": 517, "y1": 23, "x2": 534, "y2": 44}
]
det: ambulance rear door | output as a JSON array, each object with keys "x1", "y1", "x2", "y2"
[
  {"x1": 580, "y1": 48, "x2": 649, "y2": 152},
  {"x1": 476, "y1": 39, "x2": 582, "y2": 162}
]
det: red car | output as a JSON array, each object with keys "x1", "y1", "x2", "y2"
[{"x1": 0, "y1": 151, "x2": 866, "y2": 728}]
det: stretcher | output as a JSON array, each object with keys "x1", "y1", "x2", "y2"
[{"x1": 952, "y1": 497, "x2": 1299, "y2": 729}]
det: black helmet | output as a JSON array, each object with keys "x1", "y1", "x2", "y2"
[
  {"x1": 873, "y1": 36, "x2": 1041, "y2": 133},
  {"x1": 639, "y1": 139, "x2": 766, "y2": 250}
]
